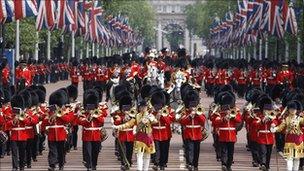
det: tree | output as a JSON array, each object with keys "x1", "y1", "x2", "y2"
[{"x1": 103, "y1": 0, "x2": 156, "y2": 47}]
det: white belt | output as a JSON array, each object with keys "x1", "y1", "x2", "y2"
[
  {"x1": 153, "y1": 126, "x2": 166, "y2": 129},
  {"x1": 219, "y1": 127, "x2": 236, "y2": 131},
  {"x1": 185, "y1": 125, "x2": 201, "y2": 128},
  {"x1": 259, "y1": 130, "x2": 271, "y2": 133},
  {"x1": 84, "y1": 127, "x2": 102, "y2": 131},
  {"x1": 47, "y1": 125, "x2": 65, "y2": 129},
  {"x1": 121, "y1": 128, "x2": 133, "y2": 132},
  {"x1": 25, "y1": 126, "x2": 33, "y2": 129},
  {"x1": 12, "y1": 127, "x2": 26, "y2": 131}
]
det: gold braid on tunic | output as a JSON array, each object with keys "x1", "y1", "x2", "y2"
[
  {"x1": 116, "y1": 111, "x2": 158, "y2": 154},
  {"x1": 276, "y1": 115, "x2": 304, "y2": 159}
]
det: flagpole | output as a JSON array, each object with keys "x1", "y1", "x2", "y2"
[
  {"x1": 297, "y1": 37, "x2": 301, "y2": 63},
  {"x1": 92, "y1": 43, "x2": 95, "y2": 57},
  {"x1": 259, "y1": 39, "x2": 262, "y2": 60},
  {"x1": 96, "y1": 44, "x2": 99, "y2": 58},
  {"x1": 265, "y1": 35, "x2": 268, "y2": 59},
  {"x1": 86, "y1": 42, "x2": 89, "y2": 58},
  {"x1": 285, "y1": 40, "x2": 289, "y2": 62},
  {"x1": 34, "y1": 32, "x2": 39, "y2": 61},
  {"x1": 80, "y1": 38, "x2": 83, "y2": 59},
  {"x1": 47, "y1": 30, "x2": 51, "y2": 60},
  {"x1": 253, "y1": 42, "x2": 257, "y2": 59},
  {"x1": 71, "y1": 31, "x2": 75, "y2": 59},
  {"x1": 16, "y1": 20, "x2": 20, "y2": 61}
]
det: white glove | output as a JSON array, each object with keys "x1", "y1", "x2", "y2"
[{"x1": 270, "y1": 126, "x2": 277, "y2": 133}]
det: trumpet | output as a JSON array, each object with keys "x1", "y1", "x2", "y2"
[
  {"x1": 228, "y1": 108, "x2": 238, "y2": 118},
  {"x1": 244, "y1": 102, "x2": 254, "y2": 111},
  {"x1": 195, "y1": 105, "x2": 204, "y2": 115},
  {"x1": 18, "y1": 112, "x2": 26, "y2": 121},
  {"x1": 210, "y1": 104, "x2": 220, "y2": 116},
  {"x1": 265, "y1": 110, "x2": 277, "y2": 120},
  {"x1": 160, "y1": 106, "x2": 170, "y2": 117},
  {"x1": 88, "y1": 109, "x2": 102, "y2": 121},
  {"x1": 126, "y1": 107, "x2": 137, "y2": 118}
]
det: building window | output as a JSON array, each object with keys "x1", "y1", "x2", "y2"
[
  {"x1": 172, "y1": 5, "x2": 175, "y2": 13},
  {"x1": 163, "y1": 5, "x2": 167, "y2": 13},
  {"x1": 157, "y1": 5, "x2": 162, "y2": 12}
]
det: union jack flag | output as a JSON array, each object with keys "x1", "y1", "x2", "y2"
[
  {"x1": 14, "y1": 0, "x2": 38, "y2": 20},
  {"x1": 36, "y1": 0, "x2": 56, "y2": 31},
  {"x1": 88, "y1": 0, "x2": 103, "y2": 43},
  {"x1": 261, "y1": 0, "x2": 285, "y2": 38},
  {"x1": 282, "y1": 2, "x2": 298, "y2": 35},
  {"x1": 0, "y1": 0, "x2": 7, "y2": 23},
  {"x1": 57, "y1": 0, "x2": 75, "y2": 31}
]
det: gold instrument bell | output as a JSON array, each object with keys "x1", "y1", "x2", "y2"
[
  {"x1": 229, "y1": 108, "x2": 237, "y2": 118},
  {"x1": 195, "y1": 105, "x2": 204, "y2": 115},
  {"x1": 265, "y1": 110, "x2": 277, "y2": 120},
  {"x1": 18, "y1": 111, "x2": 26, "y2": 121},
  {"x1": 127, "y1": 107, "x2": 137, "y2": 118},
  {"x1": 161, "y1": 106, "x2": 170, "y2": 117},
  {"x1": 89, "y1": 109, "x2": 102, "y2": 121}
]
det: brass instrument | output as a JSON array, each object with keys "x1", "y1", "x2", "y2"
[
  {"x1": 195, "y1": 105, "x2": 204, "y2": 115},
  {"x1": 265, "y1": 110, "x2": 277, "y2": 120},
  {"x1": 126, "y1": 107, "x2": 137, "y2": 118},
  {"x1": 88, "y1": 109, "x2": 102, "y2": 121},
  {"x1": 160, "y1": 106, "x2": 170, "y2": 117},
  {"x1": 228, "y1": 108, "x2": 237, "y2": 118},
  {"x1": 56, "y1": 108, "x2": 64, "y2": 117},
  {"x1": 18, "y1": 111, "x2": 26, "y2": 121},
  {"x1": 210, "y1": 104, "x2": 220, "y2": 117},
  {"x1": 175, "y1": 104, "x2": 185, "y2": 121},
  {"x1": 278, "y1": 107, "x2": 288, "y2": 118},
  {"x1": 244, "y1": 102, "x2": 254, "y2": 111}
]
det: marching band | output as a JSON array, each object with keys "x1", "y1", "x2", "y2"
[{"x1": 1, "y1": 48, "x2": 304, "y2": 171}]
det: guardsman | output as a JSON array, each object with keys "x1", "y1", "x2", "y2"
[
  {"x1": 41, "y1": 90, "x2": 74, "y2": 171},
  {"x1": 150, "y1": 90, "x2": 174, "y2": 171},
  {"x1": 69, "y1": 60, "x2": 79, "y2": 87},
  {"x1": 112, "y1": 94, "x2": 135, "y2": 171},
  {"x1": 253, "y1": 95, "x2": 277, "y2": 171},
  {"x1": 277, "y1": 64, "x2": 294, "y2": 89},
  {"x1": 213, "y1": 91, "x2": 242, "y2": 171},
  {"x1": 1, "y1": 59, "x2": 10, "y2": 89},
  {"x1": 7, "y1": 95, "x2": 29, "y2": 171},
  {"x1": 203, "y1": 61, "x2": 215, "y2": 97},
  {"x1": 21, "y1": 90, "x2": 39, "y2": 168},
  {"x1": 243, "y1": 88, "x2": 263, "y2": 167},
  {"x1": 179, "y1": 86, "x2": 206, "y2": 171},
  {"x1": 78, "y1": 90, "x2": 107, "y2": 171},
  {"x1": 248, "y1": 65, "x2": 261, "y2": 89}
]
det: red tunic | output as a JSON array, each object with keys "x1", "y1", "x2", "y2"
[{"x1": 180, "y1": 109, "x2": 206, "y2": 141}]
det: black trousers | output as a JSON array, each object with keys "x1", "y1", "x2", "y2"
[
  {"x1": 119, "y1": 141, "x2": 134, "y2": 166},
  {"x1": 48, "y1": 141, "x2": 65, "y2": 168},
  {"x1": 275, "y1": 132, "x2": 285, "y2": 152},
  {"x1": 38, "y1": 134, "x2": 46, "y2": 154},
  {"x1": 83, "y1": 141, "x2": 101, "y2": 169},
  {"x1": 26, "y1": 138, "x2": 37, "y2": 165},
  {"x1": 220, "y1": 142, "x2": 235, "y2": 168},
  {"x1": 72, "y1": 125, "x2": 78, "y2": 148},
  {"x1": 259, "y1": 144, "x2": 273, "y2": 169},
  {"x1": 212, "y1": 133, "x2": 221, "y2": 160},
  {"x1": 249, "y1": 140, "x2": 260, "y2": 164},
  {"x1": 11, "y1": 141, "x2": 26, "y2": 169},
  {"x1": 184, "y1": 140, "x2": 201, "y2": 167},
  {"x1": 154, "y1": 140, "x2": 170, "y2": 167}
]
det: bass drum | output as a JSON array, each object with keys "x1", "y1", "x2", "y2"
[{"x1": 0, "y1": 131, "x2": 8, "y2": 145}]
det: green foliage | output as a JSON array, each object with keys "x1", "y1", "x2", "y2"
[
  {"x1": 103, "y1": 0, "x2": 156, "y2": 46},
  {"x1": 185, "y1": 0, "x2": 237, "y2": 38},
  {"x1": 5, "y1": 17, "x2": 38, "y2": 54}
]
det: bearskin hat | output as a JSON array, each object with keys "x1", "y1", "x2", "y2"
[
  {"x1": 93, "y1": 86, "x2": 103, "y2": 102},
  {"x1": 218, "y1": 91, "x2": 235, "y2": 108},
  {"x1": 270, "y1": 85, "x2": 284, "y2": 101},
  {"x1": 84, "y1": 92, "x2": 99, "y2": 109},
  {"x1": 3, "y1": 88, "x2": 11, "y2": 104},
  {"x1": 150, "y1": 91, "x2": 166, "y2": 110},
  {"x1": 66, "y1": 85, "x2": 78, "y2": 101},
  {"x1": 35, "y1": 89, "x2": 46, "y2": 103},
  {"x1": 257, "y1": 95, "x2": 273, "y2": 110},
  {"x1": 140, "y1": 85, "x2": 152, "y2": 99},
  {"x1": 119, "y1": 95, "x2": 133, "y2": 111},
  {"x1": 287, "y1": 100, "x2": 302, "y2": 111},
  {"x1": 184, "y1": 90, "x2": 200, "y2": 108},
  {"x1": 11, "y1": 94, "x2": 25, "y2": 109},
  {"x1": 49, "y1": 90, "x2": 66, "y2": 107},
  {"x1": 19, "y1": 90, "x2": 32, "y2": 108},
  {"x1": 30, "y1": 91, "x2": 39, "y2": 106},
  {"x1": 245, "y1": 88, "x2": 262, "y2": 104}
]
